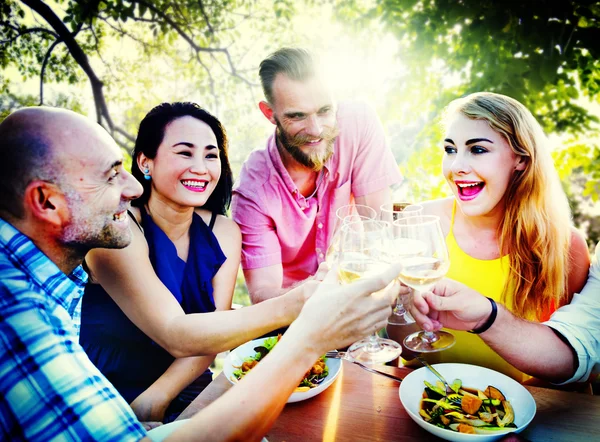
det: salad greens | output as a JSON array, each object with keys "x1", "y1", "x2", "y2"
[{"x1": 232, "y1": 337, "x2": 329, "y2": 391}]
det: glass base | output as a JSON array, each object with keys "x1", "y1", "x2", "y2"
[
  {"x1": 347, "y1": 337, "x2": 402, "y2": 365},
  {"x1": 403, "y1": 330, "x2": 455, "y2": 353}
]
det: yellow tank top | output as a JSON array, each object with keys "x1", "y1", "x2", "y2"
[{"x1": 413, "y1": 201, "x2": 531, "y2": 382}]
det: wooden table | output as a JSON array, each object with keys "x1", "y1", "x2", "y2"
[{"x1": 178, "y1": 362, "x2": 600, "y2": 441}]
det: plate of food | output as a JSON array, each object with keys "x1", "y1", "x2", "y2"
[
  {"x1": 223, "y1": 336, "x2": 342, "y2": 403},
  {"x1": 399, "y1": 363, "x2": 536, "y2": 442}
]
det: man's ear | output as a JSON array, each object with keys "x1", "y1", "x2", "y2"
[
  {"x1": 23, "y1": 180, "x2": 68, "y2": 226},
  {"x1": 258, "y1": 101, "x2": 277, "y2": 125}
]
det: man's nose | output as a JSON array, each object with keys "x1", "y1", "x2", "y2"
[
  {"x1": 305, "y1": 115, "x2": 322, "y2": 137},
  {"x1": 123, "y1": 170, "x2": 143, "y2": 200}
]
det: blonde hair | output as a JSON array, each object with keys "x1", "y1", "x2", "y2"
[{"x1": 445, "y1": 92, "x2": 572, "y2": 320}]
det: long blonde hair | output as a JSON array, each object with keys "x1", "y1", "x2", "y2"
[{"x1": 445, "y1": 92, "x2": 572, "y2": 320}]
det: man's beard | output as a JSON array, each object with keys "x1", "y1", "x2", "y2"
[
  {"x1": 276, "y1": 120, "x2": 339, "y2": 172},
  {"x1": 60, "y1": 188, "x2": 132, "y2": 253}
]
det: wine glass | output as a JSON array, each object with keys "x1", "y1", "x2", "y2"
[
  {"x1": 337, "y1": 219, "x2": 403, "y2": 364},
  {"x1": 393, "y1": 215, "x2": 455, "y2": 353},
  {"x1": 380, "y1": 202, "x2": 423, "y2": 224},
  {"x1": 380, "y1": 203, "x2": 424, "y2": 326},
  {"x1": 325, "y1": 204, "x2": 377, "y2": 267}
]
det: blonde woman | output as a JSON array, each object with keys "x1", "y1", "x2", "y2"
[{"x1": 418, "y1": 92, "x2": 590, "y2": 381}]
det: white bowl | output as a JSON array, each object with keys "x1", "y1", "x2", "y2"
[
  {"x1": 223, "y1": 337, "x2": 341, "y2": 403},
  {"x1": 399, "y1": 363, "x2": 536, "y2": 442}
]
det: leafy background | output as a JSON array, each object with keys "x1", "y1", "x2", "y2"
[{"x1": 2, "y1": 0, "x2": 600, "y2": 311}]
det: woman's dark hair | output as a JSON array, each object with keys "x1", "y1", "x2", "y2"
[{"x1": 131, "y1": 102, "x2": 232, "y2": 215}]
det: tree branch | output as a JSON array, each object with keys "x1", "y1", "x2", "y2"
[
  {"x1": 131, "y1": 0, "x2": 257, "y2": 86},
  {"x1": 20, "y1": 0, "x2": 122, "y2": 136},
  {"x1": 0, "y1": 21, "x2": 59, "y2": 44},
  {"x1": 39, "y1": 38, "x2": 62, "y2": 105},
  {"x1": 197, "y1": 0, "x2": 214, "y2": 35}
]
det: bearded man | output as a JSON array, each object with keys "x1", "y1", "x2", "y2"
[{"x1": 232, "y1": 47, "x2": 402, "y2": 303}]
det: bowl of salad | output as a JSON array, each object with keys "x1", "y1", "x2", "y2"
[
  {"x1": 223, "y1": 336, "x2": 342, "y2": 403},
  {"x1": 399, "y1": 363, "x2": 536, "y2": 441}
]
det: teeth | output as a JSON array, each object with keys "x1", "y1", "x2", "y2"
[
  {"x1": 114, "y1": 212, "x2": 126, "y2": 221},
  {"x1": 457, "y1": 182, "x2": 482, "y2": 188},
  {"x1": 182, "y1": 180, "x2": 207, "y2": 189}
]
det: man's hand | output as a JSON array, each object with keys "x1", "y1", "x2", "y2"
[
  {"x1": 410, "y1": 278, "x2": 493, "y2": 332},
  {"x1": 292, "y1": 263, "x2": 401, "y2": 353}
]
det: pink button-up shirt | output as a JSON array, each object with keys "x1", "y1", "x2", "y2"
[{"x1": 232, "y1": 101, "x2": 402, "y2": 287}]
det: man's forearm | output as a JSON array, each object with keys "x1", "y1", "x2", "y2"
[
  {"x1": 480, "y1": 305, "x2": 576, "y2": 382},
  {"x1": 166, "y1": 324, "x2": 320, "y2": 442}
]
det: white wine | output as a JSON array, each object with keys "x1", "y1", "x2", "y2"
[
  {"x1": 338, "y1": 260, "x2": 383, "y2": 285},
  {"x1": 398, "y1": 256, "x2": 448, "y2": 291}
]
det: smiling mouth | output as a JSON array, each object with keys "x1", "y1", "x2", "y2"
[
  {"x1": 182, "y1": 180, "x2": 208, "y2": 192},
  {"x1": 456, "y1": 182, "x2": 485, "y2": 200},
  {"x1": 304, "y1": 138, "x2": 323, "y2": 146},
  {"x1": 113, "y1": 211, "x2": 128, "y2": 222}
]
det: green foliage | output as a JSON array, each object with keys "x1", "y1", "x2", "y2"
[
  {"x1": 335, "y1": 0, "x2": 600, "y2": 241},
  {"x1": 363, "y1": 0, "x2": 600, "y2": 134}
]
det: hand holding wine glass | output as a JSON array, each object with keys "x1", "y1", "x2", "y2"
[
  {"x1": 393, "y1": 215, "x2": 454, "y2": 353},
  {"x1": 380, "y1": 202, "x2": 424, "y2": 326},
  {"x1": 337, "y1": 218, "x2": 403, "y2": 364}
]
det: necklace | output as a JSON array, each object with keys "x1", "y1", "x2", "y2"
[{"x1": 305, "y1": 169, "x2": 324, "y2": 200}]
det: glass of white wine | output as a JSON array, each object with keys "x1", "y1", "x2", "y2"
[
  {"x1": 337, "y1": 219, "x2": 403, "y2": 364},
  {"x1": 393, "y1": 215, "x2": 455, "y2": 353},
  {"x1": 325, "y1": 204, "x2": 377, "y2": 267},
  {"x1": 380, "y1": 203, "x2": 424, "y2": 326}
]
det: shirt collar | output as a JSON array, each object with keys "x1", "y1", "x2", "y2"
[{"x1": 0, "y1": 218, "x2": 88, "y2": 315}]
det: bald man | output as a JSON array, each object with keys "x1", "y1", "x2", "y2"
[{"x1": 0, "y1": 107, "x2": 400, "y2": 441}]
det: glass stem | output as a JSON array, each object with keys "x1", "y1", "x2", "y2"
[
  {"x1": 421, "y1": 331, "x2": 439, "y2": 344},
  {"x1": 366, "y1": 333, "x2": 382, "y2": 352}
]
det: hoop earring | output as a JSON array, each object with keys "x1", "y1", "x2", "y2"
[{"x1": 143, "y1": 168, "x2": 151, "y2": 181}]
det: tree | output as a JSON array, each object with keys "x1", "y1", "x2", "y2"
[
  {"x1": 0, "y1": 0, "x2": 294, "y2": 146},
  {"x1": 334, "y1": 0, "x2": 600, "y2": 243}
]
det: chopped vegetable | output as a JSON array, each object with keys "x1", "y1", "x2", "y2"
[
  {"x1": 450, "y1": 379, "x2": 462, "y2": 394},
  {"x1": 461, "y1": 394, "x2": 483, "y2": 415},
  {"x1": 497, "y1": 400, "x2": 515, "y2": 427},
  {"x1": 232, "y1": 336, "x2": 329, "y2": 392},
  {"x1": 457, "y1": 423, "x2": 476, "y2": 434},
  {"x1": 420, "y1": 379, "x2": 517, "y2": 434},
  {"x1": 485, "y1": 385, "x2": 506, "y2": 401}
]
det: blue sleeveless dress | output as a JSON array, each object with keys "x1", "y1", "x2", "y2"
[{"x1": 80, "y1": 211, "x2": 226, "y2": 421}]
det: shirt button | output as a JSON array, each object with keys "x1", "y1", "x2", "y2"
[
  {"x1": 317, "y1": 223, "x2": 323, "y2": 229},
  {"x1": 319, "y1": 253, "x2": 324, "y2": 259}
]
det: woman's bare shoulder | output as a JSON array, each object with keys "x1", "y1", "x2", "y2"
[
  {"x1": 128, "y1": 206, "x2": 142, "y2": 223},
  {"x1": 419, "y1": 197, "x2": 454, "y2": 233},
  {"x1": 420, "y1": 197, "x2": 453, "y2": 217}
]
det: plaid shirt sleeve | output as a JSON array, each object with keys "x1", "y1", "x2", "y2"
[{"x1": 0, "y1": 290, "x2": 146, "y2": 442}]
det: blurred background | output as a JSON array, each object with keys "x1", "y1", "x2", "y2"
[{"x1": 2, "y1": 0, "x2": 599, "y2": 309}]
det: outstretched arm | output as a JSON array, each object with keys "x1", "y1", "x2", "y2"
[
  {"x1": 164, "y1": 263, "x2": 401, "y2": 442},
  {"x1": 86, "y1": 223, "x2": 311, "y2": 358},
  {"x1": 410, "y1": 279, "x2": 577, "y2": 383}
]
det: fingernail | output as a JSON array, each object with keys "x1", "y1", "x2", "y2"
[{"x1": 422, "y1": 323, "x2": 432, "y2": 332}]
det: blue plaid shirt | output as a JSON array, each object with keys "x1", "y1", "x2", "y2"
[{"x1": 0, "y1": 219, "x2": 147, "y2": 441}]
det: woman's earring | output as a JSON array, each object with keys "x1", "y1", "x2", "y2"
[{"x1": 143, "y1": 168, "x2": 151, "y2": 181}]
